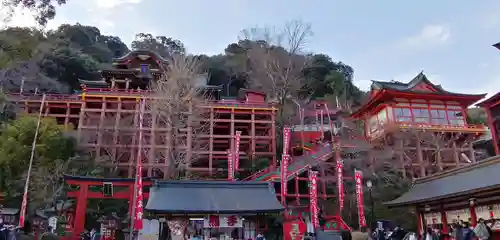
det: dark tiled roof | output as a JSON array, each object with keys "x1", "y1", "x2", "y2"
[
  {"x1": 0, "y1": 208, "x2": 19, "y2": 215},
  {"x1": 113, "y1": 50, "x2": 168, "y2": 63},
  {"x1": 385, "y1": 155, "x2": 500, "y2": 207},
  {"x1": 371, "y1": 72, "x2": 444, "y2": 92},
  {"x1": 78, "y1": 79, "x2": 109, "y2": 86},
  {"x1": 371, "y1": 72, "x2": 485, "y2": 98},
  {"x1": 63, "y1": 174, "x2": 153, "y2": 182},
  {"x1": 476, "y1": 92, "x2": 500, "y2": 107},
  {"x1": 145, "y1": 180, "x2": 284, "y2": 214}
]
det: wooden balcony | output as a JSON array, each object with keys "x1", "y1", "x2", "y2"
[{"x1": 368, "y1": 122, "x2": 488, "y2": 139}]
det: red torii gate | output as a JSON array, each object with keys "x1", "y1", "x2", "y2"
[{"x1": 63, "y1": 175, "x2": 152, "y2": 237}]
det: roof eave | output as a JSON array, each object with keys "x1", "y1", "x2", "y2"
[
  {"x1": 385, "y1": 184, "x2": 500, "y2": 208},
  {"x1": 350, "y1": 90, "x2": 387, "y2": 118},
  {"x1": 386, "y1": 90, "x2": 487, "y2": 105},
  {"x1": 146, "y1": 208, "x2": 284, "y2": 214},
  {"x1": 476, "y1": 92, "x2": 500, "y2": 107}
]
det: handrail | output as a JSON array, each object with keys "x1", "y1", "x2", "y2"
[
  {"x1": 398, "y1": 122, "x2": 485, "y2": 130},
  {"x1": 242, "y1": 167, "x2": 270, "y2": 181}
]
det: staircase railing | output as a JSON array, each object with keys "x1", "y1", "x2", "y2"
[{"x1": 242, "y1": 167, "x2": 271, "y2": 181}]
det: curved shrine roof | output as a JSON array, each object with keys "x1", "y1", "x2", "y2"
[
  {"x1": 351, "y1": 72, "x2": 487, "y2": 118},
  {"x1": 476, "y1": 92, "x2": 500, "y2": 107},
  {"x1": 145, "y1": 180, "x2": 284, "y2": 214},
  {"x1": 385, "y1": 155, "x2": 500, "y2": 207},
  {"x1": 113, "y1": 49, "x2": 168, "y2": 63}
]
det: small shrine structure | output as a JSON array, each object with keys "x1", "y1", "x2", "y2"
[
  {"x1": 145, "y1": 180, "x2": 284, "y2": 239},
  {"x1": 386, "y1": 155, "x2": 500, "y2": 237},
  {"x1": 477, "y1": 92, "x2": 500, "y2": 156},
  {"x1": 350, "y1": 72, "x2": 487, "y2": 178}
]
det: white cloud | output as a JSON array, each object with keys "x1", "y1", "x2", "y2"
[
  {"x1": 1, "y1": 0, "x2": 143, "y2": 34},
  {"x1": 0, "y1": 7, "x2": 39, "y2": 28},
  {"x1": 397, "y1": 24, "x2": 451, "y2": 48},
  {"x1": 93, "y1": 0, "x2": 143, "y2": 10}
]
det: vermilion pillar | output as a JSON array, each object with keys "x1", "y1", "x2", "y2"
[
  {"x1": 485, "y1": 107, "x2": 500, "y2": 156},
  {"x1": 470, "y1": 203, "x2": 477, "y2": 227},
  {"x1": 440, "y1": 207, "x2": 448, "y2": 234},
  {"x1": 73, "y1": 183, "x2": 89, "y2": 236},
  {"x1": 417, "y1": 210, "x2": 424, "y2": 236}
]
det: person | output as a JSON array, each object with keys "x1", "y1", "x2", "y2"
[
  {"x1": 485, "y1": 219, "x2": 496, "y2": 239},
  {"x1": 474, "y1": 218, "x2": 490, "y2": 240},
  {"x1": 40, "y1": 227, "x2": 58, "y2": 240},
  {"x1": 451, "y1": 223, "x2": 464, "y2": 240},
  {"x1": 256, "y1": 233, "x2": 265, "y2": 240},
  {"x1": 424, "y1": 227, "x2": 438, "y2": 240},
  {"x1": 391, "y1": 226, "x2": 406, "y2": 240},
  {"x1": 462, "y1": 222, "x2": 473, "y2": 240}
]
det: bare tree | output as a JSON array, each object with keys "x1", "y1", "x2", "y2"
[
  {"x1": 148, "y1": 54, "x2": 209, "y2": 180},
  {"x1": 329, "y1": 120, "x2": 476, "y2": 183},
  {"x1": 240, "y1": 20, "x2": 313, "y2": 126}
]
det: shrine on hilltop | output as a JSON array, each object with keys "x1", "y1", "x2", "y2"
[
  {"x1": 6, "y1": 50, "x2": 355, "y2": 239},
  {"x1": 350, "y1": 72, "x2": 488, "y2": 178}
]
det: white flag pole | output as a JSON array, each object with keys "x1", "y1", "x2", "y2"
[
  {"x1": 129, "y1": 99, "x2": 146, "y2": 239},
  {"x1": 19, "y1": 94, "x2": 46, "y2": 227}
]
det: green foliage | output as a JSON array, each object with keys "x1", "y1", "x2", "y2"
[
  {"x1": 466, "y1": 107, "x2": 487, "y2": 125},
  {"x1": 2, "y1": 0, "x2": 69, "y2": 26},
  {"x1": 0, "y1": 90, "x2": 16, "y2": 123},
  {"x1": 303, "y1": 54, "x2": 365, "y2": 106},
  {"x1": 0, "y1": 24, "x2": 130, "y2": 93},
  {"x1": 0, "y1": 116, "x2": 77, "y2": 209},
  {"x1": 131, "y1": 33, "x2": 185, "y2": 57}
]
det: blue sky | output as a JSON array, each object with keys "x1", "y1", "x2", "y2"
[{"x1": 4, "y1": 0, "x2": 500, "y2": 98}]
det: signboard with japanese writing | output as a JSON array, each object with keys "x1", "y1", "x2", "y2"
[
  {"x1": 476, "y1": 206, "x2": 491, "y2": 220},
  {"x1": 281, "y1": 154, "x2": 290, "y2": 205},
  {"x1": 337, "y1": 156, "x2": 344, "y2": 211},
  {"x1": 424, "y1": 212, "x2": 441, "y2": 224},
  {"x1": 445, "y1": 209, "x2": 469, "y2": 223},
  {"x1": 203, "y1": 215, "x2": 243, "y2": 228},
  {"x1": 283, "y1": 127, "x2": 291, "y2": 154},
  {"x1": 354, "y1": 170, "x2": 366, "y2": 227},
  {"x1": 309, "y1": 170, "x2": 319, "y2": 229},
  {"x1": 283, "y1": 220, "x2": 306, "y2": 240},
  {"x1": 234, "y1": 131, "x2": 241, "y2": 171},
  {"x1": 227, "y1": 150, "x2": 234, "y2": 180}
]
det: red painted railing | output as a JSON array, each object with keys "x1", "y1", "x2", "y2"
[
  {"x1": 7, "y1": 90, "x2": 277, "y2": 108},
  {"x1": 242, "y1": 167, "x2": 271, "y2": 181}
]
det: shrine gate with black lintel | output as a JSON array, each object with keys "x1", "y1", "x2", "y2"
[{"x1": 63, "y1": 175, "x2": 152, "y2": 236}]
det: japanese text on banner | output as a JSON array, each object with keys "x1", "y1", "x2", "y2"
[
  {"x1": 227, "y1": 151, "x2": 234, "y2": 180},
  {"x1": 234, "y1": 131, "x2": 241, "y2": 170},
  {"x1": 309, "y1": 170, "x2": 319, "y2": 229},
  {"x1": 283, "y1": 127, "x2": 291, "y2": 155},
  {"x1": 337, "y1": 158, "x2": 344, "y2": 211},
  {"x1": 281, "y1": 154, "x2": 290, "y2": 204},
  {"x1": 354, "y1": 170, "x2": 366, "y2": 227}
]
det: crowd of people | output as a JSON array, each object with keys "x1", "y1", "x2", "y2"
[{"x1": 370, "y1": 219, "x2": 496, "y2": 240}]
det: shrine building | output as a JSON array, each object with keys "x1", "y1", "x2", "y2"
[
  {"x1": 476, "y1": 92, "x2": 500, "y2": 156},
  {"x1": 386, "y1": 154, "x2": 500, "y2": 239},
  {"x1": 350, "y1": 72, "x2": 487, "y2": 178}
]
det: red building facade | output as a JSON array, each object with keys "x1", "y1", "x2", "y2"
[
  {"x1": 351, "y1": 73, "x2": 487, "y2": 178},
  {"x1": 477, "y1": 92, "x2": 500, "y2": 156},
  {"x1": 387, "y1": 155, "x2": 500, "y2": 239},
  {"x1": 8, "y1": 50, "x2": 277, "y2": 179}
]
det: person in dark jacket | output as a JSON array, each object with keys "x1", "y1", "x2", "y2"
[{"x1": 462, "y1": 222, "x2": 473, "y2": 240}]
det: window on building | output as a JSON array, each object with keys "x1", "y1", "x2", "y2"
[
  {"x1": 394, "y1": 107, "x2": 412, "y2": 122},
  {"x1": 430, "y1": 109, "x2": 447, "y2": 125},
  {"x1": 412, "y1": 108, "x2": 430, "y2": 123},
  {"x1": 447, "y1": 110, "x2": 465, "y2": 126},
  {"x1": 378, "y1": 109, "x2": 388, "y2": 125},
  {"x1": 303, "y1": 116, "x2": 316, "y2": 124},
  {"x1": 368, "y1": 116, "x2": 379, "y2": 133}
]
